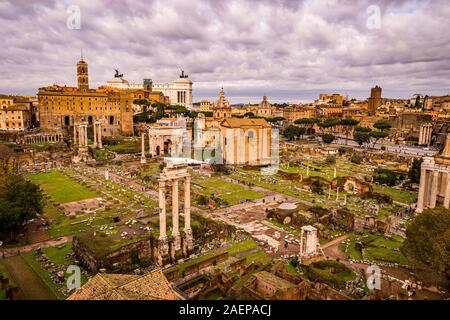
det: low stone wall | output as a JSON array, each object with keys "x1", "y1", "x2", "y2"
[{"x1": 72, "y1": 236, "x2": 157, "y2": 273}]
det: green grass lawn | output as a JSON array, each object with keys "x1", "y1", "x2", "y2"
[
  {"x1": 22, "y1": 253, "x2": 66, "y2": 300},
  {"x1": 193, "y1": 175, "x2": 263, "y2": 206},
  {"x1": 106, "y1": 141, "x2": 140, "y2": 154},
  {"x1": 22, "y1": 243, "x2": 88, "y2": 300},
  {"x1": 373, "y1": 185, "x2": 417, "y2": 204},
  {"x1": 28, "y1": 171, "x2": 99, "y2": 204},
  {"x1": 339, "y1": 232, "x2": 407, "y2": 264}
]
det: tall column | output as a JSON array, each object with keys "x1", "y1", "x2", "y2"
[
  {"x1": 429, "y1": 170, "x2": 439, "y2": 209},
  {"x1": 172, "y1": 179, "x2": 180, "y2": 250},
  {"x1": 148, "y1": 130, "x2": 153, "y2": 156},
  {"x1": 159, "y1": 181, "x2": 167, "y2": 240},
  {"x1": 416, "y1": 168, "x2": 427, "y2": 213},
  {"x1": 141, "y1": 133, "x2": 147, "y2": 164},
  {"x1": 93, "y1": 122, "x2": 98, "y2": 148},
  {"x1": 184, "y1": 176, "x2": 191, "y2": 231},
  {"x1": 84, "y1": 125, "x2": 88, "y2": 146},
  {"x1": 184, "y1": 176, "x2": 193, "y2": 250},
  {"x1": 444, "y1": 172, "x2": 450, "y2": 209},
  {"x1": 78, "y1": 126, "x2": 83, "y2": 146},
  {"x1": 97, "y1": 123, "x2": 102, "y2": 148}
]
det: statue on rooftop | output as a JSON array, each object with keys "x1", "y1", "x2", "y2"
[{"x1": 114, "y1": 69, "x2": 123, "y2": 78}]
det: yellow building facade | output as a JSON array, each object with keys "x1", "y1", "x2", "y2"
[{"x1": 38, "y1": 58, "x2": 135, "y2": 137}]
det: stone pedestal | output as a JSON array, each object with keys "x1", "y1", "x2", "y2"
[{"x1": 158, "y1": 238, "x2": 169, "y2": 265}]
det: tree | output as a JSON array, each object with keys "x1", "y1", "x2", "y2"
[
  {"x1": 402, "y1": 208, "x2": 450, "y2": 279},
  {"x1": 340, "y1": 118, "x2": 359, "y2": 144},
  {"x1": 294, "y1": 118, "x2": 320, "y2": 135},
  {"x1": 133, "y1": 99, "x2": 151, "y2": 113},
  {"x1": 283, "y1": 125, "x2": 303, "y2": 141},
  {"x1": 372, "y1": 168, "x2": 402, "y2": 186},
  {"x1": 0, "y1": 175, "x2": 43, "y2": 241},
  {"x1": 369, "y1": 131, "x2": 389, "y2": 148},
  {"x1": 200, "y1": 111, "x2": 213, "y2": 117},
  {"x1": 266, "y1": 117, "x2": 286, "y2": 123},
  {"x1": 318, "y1": 118, "x2": 341, "y2": 133},
  {"x1": 355, "y1": 126, "x2": 372, "y2": 133},
  {"x1": 311, "y1": 179, "x2": 324, "y2": 195},
  {"x1": 350, "y1": 154, "x2": 363, "y2": 164},
  {"x1": 243, "y1": 112, "x2": 255, "y2": 118},
  {"x1": 354, "y1": 132, "x2": 370, "y2": 146},
  {"x1": 408, "y1": 159, "x2": 423, "y2": 184},
  {"x1": 373, "y1": 121, "x2": 392, "y2": 131},
  {"x1": 321, "y1": 133, "x2": 335, "y2": 144}
]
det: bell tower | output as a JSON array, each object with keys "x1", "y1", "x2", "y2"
[{"x1": 77, "y1": 54, "x2": 89, "y2": 92}]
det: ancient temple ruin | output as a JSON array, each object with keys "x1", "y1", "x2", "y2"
[{"x1": 157, "y1": 160, "x2": 193, "y2": 265}]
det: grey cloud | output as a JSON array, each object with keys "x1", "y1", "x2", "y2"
[{"x1": 0, "y1": 0, "x2": 449, "y2": 101}]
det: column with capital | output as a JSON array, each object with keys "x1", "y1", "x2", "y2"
[
  {"x1": 159, "y1": 181, "x2": 167, "y2": 240},
  {"x1": 416, "y1": 168, "x2": 427, "y2": 213},
  {"x1": 148, "y1": 130, "x2": 153, "y2": 157},
  {"x1": 429, "y1": 170, "x2": 439, "y2": 209},
  {"x1": 444, "y1": 172, "x2": 450, "y2": 209},
  {"x1": 158, "y1": 181, "x2": 168, "y2": 263},
  {"x1": 172, "y1": 179, "x2": 181, "y2": 250},
  {"x1": 97, "y1": 123, "x2": 102, "y2": 148},
  {"x1": 93, "y1": 122, "x2": 98, "y2": 148}
]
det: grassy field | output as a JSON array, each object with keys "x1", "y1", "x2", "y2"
[
  {"x1": 22, "y1": 253, "x2": 66, "y2": 300},
  {"x1": 373, "y1": 185, "x2": 417, "y2": 204},
  {"x1": 340, "y1": 232, "x2": 407, "y2": 264},
  {"x1": 28, "y1": 171, "x2": 99, "y2": 204},
  {"x1": 193, "y1": 175, "x2": 263, "y2": 206},
  {"x1": 22, "y1": 243, "x2": 88, "y2": 300}
]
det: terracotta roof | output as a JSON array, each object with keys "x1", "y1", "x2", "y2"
[
  {"x1": 220, "y1": 118, "x2": 271, "y2": 128},
  {"x1": 68, "y1": 269, "x2": 183, "y2": 300}
]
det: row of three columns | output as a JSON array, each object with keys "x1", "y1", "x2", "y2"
[{"x1": 158, "y1": 176, "x2": 191, "y2": 250}]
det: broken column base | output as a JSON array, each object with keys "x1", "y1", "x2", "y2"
[{"x1": 157, "y1": 237, "x2": 169, "y2": 266}]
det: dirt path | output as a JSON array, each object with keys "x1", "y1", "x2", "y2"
[
  {"x1": 321, "y1": 234, "x2": 350, "y2": 250},
  {"x1": 2, "y1": 255, "x2": 56, "y2": 300}
]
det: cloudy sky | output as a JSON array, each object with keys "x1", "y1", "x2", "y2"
[{"x1": 1, "y1": 0, "x2": 449, "y2": 103}]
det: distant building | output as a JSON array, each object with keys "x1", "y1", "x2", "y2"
[
  {"x1": 416, "y1": 130, "x2": 450, "y2": 213},
  {"x1": 0, "y1": 95, "x2": 34, "y2": 131},
  {"x1": 105, "y1": 70, "x2": 193, "y2": 110},
  {"x1": 194, "y1": 93, "x2": 273, "y2": 166},
  {"x1": 199, "y1": 99, "x2": 212, "y2": 112},
  {"x1": 212, "y1": 88, "x2": 232, "y2": 120},
  {"x1": 367, "y1": 86, "x2": 382, "y2": 116},
  {"x1": 316, "y1": 93, "x2": 346, "y2": 106},
  {"x1": 38, "y1": 57, "x2": 135, "y2": 136},
  {"x1": 282, "y1": 105, "x2": 315, "y2": 124}
]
